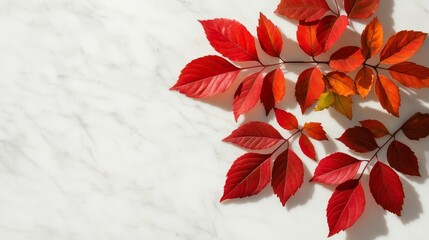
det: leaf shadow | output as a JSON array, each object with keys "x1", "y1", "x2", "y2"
[
  {"x1": 399, "y1": 177, "x2": 423, "y2": 224},
  {"x1": 286, "y1": 165, "x2": 315, "y2": 210},
  {"x1": 345, "y1": 175, "x2": 389, "y2": 240}
]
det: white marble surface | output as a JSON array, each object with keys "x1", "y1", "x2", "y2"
[{"x1": 0, "y1": 0, "x2": 428, "y2": 239}]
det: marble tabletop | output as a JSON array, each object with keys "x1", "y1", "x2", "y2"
[{"x1": 0, "y1": 0, "x2": 428, "y2": 239}]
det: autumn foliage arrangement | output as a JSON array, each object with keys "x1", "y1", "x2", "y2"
[{"x1": 170, "y1": 0, "x2": 429, "y2": 237}]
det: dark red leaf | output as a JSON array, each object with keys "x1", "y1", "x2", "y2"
[
  {"x1": 271, "y1": 149, "x2": 304, "y2": 206},
  {"x1": 361, "y1": 17, "x2": 383, "y2": 59},
  {"x1": 311, "y1": 153, "x2": 362, "y2": 185},
  {"x1": 369, "y1": 161, "x2": 405, "y2": 216},
  {"x1": 295, "y1": 67, "x2": 325, "y2": 113},
  {"x1": 317, "y1": 15, "x2": 349, "y2": 52},
  {"x1": 275, "y1": 0, "x2": 330, "y2": 22},
  {"x1": 170, "y1": 56, "x2": 240, "y2": 98},
  {"x1": 344, "y1": 0, "x2": 380, "y2": 19},
  {"x1": 380, "y1": 31, "x2": 427, "y2": 64},
  {"x1": 299, "y1": 134, "x2": 316, "y2": 161},
  {"x1": 200, "y1": 19, "x2": 258, "y2": 61},
  {"x1": 233, "y1": 72, "x2": 264, "y2": 121},
  {"x1": 327, "y1": 179, "x2": 366, "y2": 237},
  {"x1": 355, "y1": 66, "x2": 375, "y2": 99},
  {"x1": 223, "y1": 121, "x2": 284, "y2": 150},
  {"x1": 375, "y1": 75, "x2": 401, "y2": 117},
  {"x1": 401, "y1": 112, "x2": 429, "y2": 140},
  {"x1": 388, "y1": 62, "x2": 429, "y2": 89},
  {"x1": 274, "y1": 108, "x2": 299, "y2": 130},
  {"x1": 359, "y1": 119, "x2": 390, "y2": 138},
  {"x1": 387, "y1": 140, "x2": 420, "y2": 176},
  {"x1": 220, "y1": 153, "x2": 271, "y2": 201},
  {"x1": 337, "y1": 126, "x2": 378, "y2": 153},
  {"x1": 329, "y1": 46, "x2": 365, "y2": 72},
  {"x1": 303, "y1": 122, "x2": 328, "y2": 140},
  {"x1": 326, "y1": 71, "x2": 357, "y2": 97},
  {"x1": 257, "y1": 13, "x2": 283, "y2": 58},
  {"x1": 261, "y1": 68, "x2": 286, "y2": 115},
  {"x1": 297, "y1": 20, "x2": 324, "y2": 57}
]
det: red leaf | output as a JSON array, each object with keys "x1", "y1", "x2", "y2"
[
  {"x1": 257, "y1": 13, "x2": 283, "y2": 58},
  {"x1": 401, "y1": 112, "x2": 429, "y2": 140},
  {"x1": 329, "y1": 46, "x2": 365, "y2": 72},
  {"x1": 327, "y1": 180, "x2": 366, "y2": 237},
  {"x1": 369, "y1": 161, "x2": 405, "y2": 216},
  {"x1": 359, "y1": 119, "x2": 390, "y2": 138},
  {"x1": 297, "y1": 20, "x2": 324, "y2": 57},
  {"x1": 326, "y1": 71, "x2": 357, "y2": 97},
  {"x1": 171, "y1": 56, "x2": 240, "y2": 98},
  {"x1": 299, "y1": 134, "x2": 316, "y2": 161},
  {"x1": 271, "y1": 149, "x2": 304, "y2": 206},
  {"x1": 220, "y1": 153, "x2": 271, "y2": 201},
  {"x1": 233, "y1": 72, "x2": 264, "y2": 121},
  {"x1": 337, "y1": 126, "x2": 378, "y2": 153},
  {"x1": 295, "y1": 67, "x2": 325, "y2": 113},
  {"x1": 223, "y1": 122, "x2": 284, "y2": 150},
  {"x1": 388, "y1": 62, "x2": 429, "y2": 89},
  {"x1": 200, "y1": 19, "x2": 258, "y2": 61},
  {"x1": 344, "y1": 0, "x2": 380, "y2": 19},
  {"x1": 355, "y1": 66, "x2": 375, "y2": 99},
  {"x1": 311, "y1": 153, "x2": 362, "y2": 185},
  {"x1": 275, "y1": 0, "x2": 330, "y2": 22},
  {"x1": 387, "y1": 140, "x2": 420, "y2": 176},
  {"x1": 261, "y1": 68, "x2": 286, "y2": 115},
  {"x1": 380, "y1": 31, "x2": 427, "y2": 64},
  {"x1": 274, "y1": 108, "x2": 299, "y2": 130},
  {"x1": 317, "y1": 15, "x2": 349, "y2": 52},
  {"x1": 361, "y1": 17, "x2": 383, "y2": 59},
  {"x1": 375, "y1": 75, "x2": 400, "y2": 117},
  {"x1": 303, "y1": 122, "x2": 328, "y2": 141}
]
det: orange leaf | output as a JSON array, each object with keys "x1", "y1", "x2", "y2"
[
  {"x1": 275, "y1": 0, "x2": 330, "y2": 22},
  {"x1": 295, "y1": 67, "x2": 325, "y2": 113},
  {"x1": 344, "y1": 0, "x2": 380, "y2": 19},
  {"x1": 361, "y1": 17, "x2": 383, "y2": 59},
  {"x1": 261, "y1": 68, "x2": 286, "y2": 115},
  {"x1": 380, "y1": 31, "x2": 427, "y2": 64},
  {"x1": 257, "y1": 13, "x2": 283, "y2": 58},
  {"x1": 359, "y1": 119, "x2": 390, "y2": 138},
  {"x1": 333, "y1": 93, "x2": 353, "y2": 120},
  {"x1": 317, "y1": 15, "x2": 349, "y2": 52},
  {"x1": 297, "y1": 20, "x2": 323, "y2": 57},
  {"x1": 375, "y1": 75, "x2": 400, "y2": 117},
  {"x1": 329, "y1": 46, "x2": 365, "y2": 72},
  {"x1": 388, "y1": 62, "x2": 429, "y2": 88},
  {"x1": 355, "y1": 66, "x2": 375, "y2": 99},
  {"x1": 303, "y1": 122, "x2": 328, "y2": 141},
  {"x1": 326, "y1": 71, "x2": 357, "y2": 97}
]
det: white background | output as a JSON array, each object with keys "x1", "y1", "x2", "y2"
[{"x1": 0, "y1": 0, "x2": 428, "y2": 239}]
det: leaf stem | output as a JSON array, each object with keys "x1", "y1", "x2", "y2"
[
  {"x1": 333, "y1": 0, "x2": 341, "y2": 16},
  {"x1": 240, "y1": 59, "x2": 330, "y2": 71},
  {"x1": 357, "y1": 128, "x2": 402, "y2": 179},
  {"x1": 270, "y1": 130, "x2": 302, "y2": 155}
]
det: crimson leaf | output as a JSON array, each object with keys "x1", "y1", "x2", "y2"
[
  {"x1": 272, "y1": 149, "x2": 304, "y2": 206},
  {"x1": 223, "y1": 122, "x2": 284, "y2": 150},
  {"x1": 221, "y1": 153, "x2": 271, "y2": 201}
]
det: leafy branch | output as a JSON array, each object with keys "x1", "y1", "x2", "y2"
[
  {"x1": 312, "y1": 112, "x2": 429, "y2": 236},
  {"x1": 221, "y1": 109, "x2": 327, "y2": 205}
]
